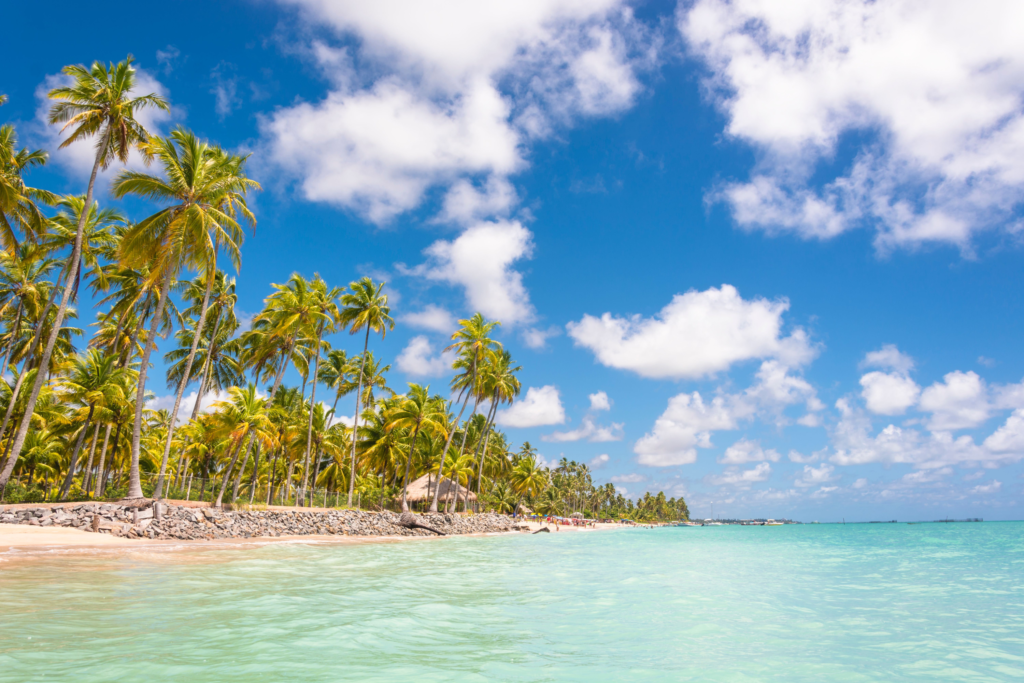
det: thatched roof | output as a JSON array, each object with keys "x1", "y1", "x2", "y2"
[{"x1": 404, "y1": 474, "x2": 478, "y2": 503}]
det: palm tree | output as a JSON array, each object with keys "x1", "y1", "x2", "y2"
[
  {"x1": 338, "y1": 277, "x2": 393, "y2": 506},
  {"x1": 387, "y1": 384, "x2": 447, "y2": 511},
  {"x1": 212, "y1": 384, "x2": 271, "y2": 507},
  {"x1": 0, "y1": 121, "x2": 55, "y2": 252},
  {"x1": 113, "y1": 127, "x2": 258, "y2": 499},
  {"x1": 0, "y1": 57, "x2": 167, "y2": 490},
  {"x1": 430, "y1": 313, "x2": 500, "y2": 512},
  {"x1": 472, "y1": 349, "x2": 520, "y2": 501},
  {"x1": 318, "y1": 349, "x2": 353, "y2": 418},
  {"x1": 296, "y1": 275, "x2": 342, "y2": 503},
  {"x1": 57, "y1": 349, "x2": 128, "y2": 498},
  {"x1": 510, "y1": 455, "x2": 547, "y2": 514}
]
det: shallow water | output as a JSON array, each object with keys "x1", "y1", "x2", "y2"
[{"x1": 2, "y1": 523, "x2": 1023, "y2": 682}]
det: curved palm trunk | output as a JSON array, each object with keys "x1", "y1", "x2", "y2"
[
  {"x1": 58, "y1": 403, "x2": 95, "y2": 499},
  {"x1": 127, "y1": 270, "x2": 173, "y2": 499},
  {"x1": 215, "y1": 433, "x2": 249, "y2": 507},
  {"x1": 400, "y1": 423, "x2": 422, "y2": 512},
  {"x1": 430, "y1": 388, "x2": 473, "y2": 513},
  {"x1": 154, "y1": 262, "x2": 216, "y2": 499},
  {"x1": 232, "y1": 439, "x2": 257, "y2": 503},
  {"x1": 299, "y1": 322, "x2": 325, "y2": 503},
  {"x1": 81, "y1": 422, "x2": 101, "y2": 494},
  {"x1": 443, "y1": 392, "x2": 481, "y2": 513},
  {"x1": 94, "y1": 423, "x2": 113, "y2": 497},
  {"x1": 0, "y1": 263, "x2": 70, "y2": 487},
  {"x1": 1, "y1": 302, "x2": 23, "y2": 372},
  {"x1": 474, "y1": 396, "x2": 499, "y2": 503},
  {"x1": 347, "y1": 327, "x2": 371, "y2": 507}
]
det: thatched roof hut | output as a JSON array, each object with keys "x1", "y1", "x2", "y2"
[{"x1": 404, "y1": 474, "x2": 478, "y2": 503}]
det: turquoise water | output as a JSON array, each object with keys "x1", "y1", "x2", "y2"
[{"x1": 2, "y1": 523, "x2": 1023, "y2": 682}]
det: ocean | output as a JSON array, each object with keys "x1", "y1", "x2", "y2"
[{"x1": 2, "y1": 522, "x2": 1022, "y2": 682}]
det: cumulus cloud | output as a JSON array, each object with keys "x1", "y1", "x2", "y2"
[
  {"x1": 567, "y1": 285, "x2": 816, "y2": 379},
  {"x1": 794, "y1": 463, "x2": 838, "y2": 488},
  {"x1": 719, "y1": 438, "x2": 780, "y2": 464},
  {"x1": 396, "y1": 336, "x2": 456, "y2": 377},
  {"x1": 589, "y1": 391, "x2": 612, "y2": 411},
  {"x1": 919, "y1": 371, "x2": 990, "y2": 431},
  {"x1": 401, "y1": 305, "x2": 456, "y2": 333},
  {"x1": 521, "y1": 325, "x2": 561, "y2": 349},
  {"x1": 611, "y1": 472, "x2": 646, "y2": 483},
  {"x1": 860, "y1": 371, "x2": 921, "y2": 415},
  {"x1": 861, "y1": 344, "x2": 916, "y2": 374},
  {"x1": 707, "y1": 462, "x2": 771, "y2": 488},
  {"x1": 680, "y1": 0, "x2": 1024, "y2": 251},
  {"x1": 589, "y1": 453, "x2": 610, "y2": 469},
  {"x1": 262, "y1": 0, "x2": 655, "y2": 224},
  {"x1": 149, "y1": 389, "x2": 232, "y2": 424},
  {"x1": 405, "y1": 220, "x2": 535, "y2": 325},
  {"x1": 543, "y1": 416, "x2": 623, "y2": 443},
  {"x1": 787, "y1": 449, "x2": 819, "y2": 464},
  {"x1": 495, "y1": 385, "x2": 566, "y2": 427},
  {"x1": 970, "y1": 480, "x2": 1002, "y2": 494}
]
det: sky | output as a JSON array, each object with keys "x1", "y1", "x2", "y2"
[{"x1": 4, "y1": 0, "x2": 1024, "y2": 521}]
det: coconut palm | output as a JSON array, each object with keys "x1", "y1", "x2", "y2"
[
  {"x1": 0, "y1": 57, "x2": 167, "y2": 490},
  {"x1": 211, "y1": 384, "x2": 272, "y2": 507},
  {"x1": 338, "y1": 277, "x2": 393, "y2": 506},
  {"x1": 472, "y1": 349, "x2": 520, "y2": 500},
  {"x1": 386, "y1": 384, "x2": 447, "y2": 511},
  {"x1": 430, "y1": 313, "x2": 500, "y2": 512},
  {"x1": 112, "y1": 127, "x2": 259, "y2": 499},
  {"x1": 0, "y1": 121, "x2": 55, "y2": 252},
  {"x1": 56, "y1": 349, "x2": 128, "y2": 498},
  {"x1": 318, "y1": 349, "x2": 353, "y2": 418}
]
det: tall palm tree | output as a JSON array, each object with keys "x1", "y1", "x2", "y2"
[
  {"x1": 212, "y1": 383, "x2": 271, "y2": 507},
  {"x1": 57, "y1": 349, "x2": 128, "y2": 498},
  {"x1": 387, "y1": 384, "x2": 447, "y2": 511},
  {"x1": 0, "y1": 56, "x2": 167, "y2": 490},
  {"x1": 338, "y1": 277, "x2": 393, "y2": 506},
  {"x1": 473, "y1": 349, "x2": 520, "y2": 500},
  {"x1": 318, "y1": 349, "x2": 353, "y2": 418},
  {"x1": 430, "y1": 313, "x2": 500, "y2": 512},
  {"x1": 296, "y1": 275, "x2": 342, "y2": 503},
  {"x1": 0, "y1": 121, "x2": 55, "y2": 252},
  {"x1": 113, "y1": 127, "x2": 258, "y2": 499}
]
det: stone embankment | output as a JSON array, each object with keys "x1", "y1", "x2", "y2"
[{"x1": 0, "y1": 502, "x2": 515, "y2": 541}]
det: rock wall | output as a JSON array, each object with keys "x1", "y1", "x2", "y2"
[{"x1": 0, "y1": 503, "x2": 516, "y2": 541}]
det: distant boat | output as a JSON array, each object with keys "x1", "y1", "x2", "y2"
[{"x1": 765, "y1": 519, "x2": 783, "y2": 526}]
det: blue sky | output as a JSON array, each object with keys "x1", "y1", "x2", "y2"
[{"x1": 5, "y1": 0, "x2": 1024, "y2": 521}]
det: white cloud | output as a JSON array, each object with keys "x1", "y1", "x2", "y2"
[
  {"x1": 919, "y1": 371, "x2": 990, "y2": 430},
  {"x1": 408, "y1": 220, "x2": 535, "y2": 325},
  {"x1": 589, "y1": 453, "x2": 610, "y2": 469},
  {"x1": 633, "y1": 391, "x2": 747, "y2": 466},
  {"x1": 860, "y1": 371, "x2": 921, "y2": 415},
  {"x1": 263, "y1": 0, "x2": 654, "y2": 224},
  {"x1": 852, "y1": 478, "x2": 868, "y2": 489},
  {"x1": 795, "y1": 463, "x2": 838, "y2": 488},
  {"x1": 148, "y1": 389, "x2": 232, "y2": 424},
  {"x1": 680, "y1": 0, "x2": 1024, "y2": 251},
  {"x1": 33, "y1": 68, "x2": 173, "y2": 186},
  {"x1": 401, "y1": 305, "x2": 456, "y2": 333},
  {"x1": 899, "y1": 467, "x2": 953, "y2": 486},
  {"x1": 542, "y1": 416, "x2": 623, "y2": 443},
  {"x1": 589, "y1": 391, "x2": 611, "y2": 411},
  {"x1": 861, "y1": 344, "x2": 915, "y2": 374},
  {"x1": 567, "y1": 285, "x2": 816, "y2": 379},
  {"x1": 210, "y1": 62, "x2": 241, "y2": 119},
  {"x1": 983, "y1": 409, "x2": 1024, "y2": 453},
  {"x1": 396, "y1": 336, "x2": 456, "y2": 377},
  {"x1": 521, "y1": 325, "x2": 561, "y2": 349},
  {"x1": 707, "y1": 462, "x2": 771, "y2": 487},
  {"x1": 970, "y1": 480, "x2": 1002, "y2": 494},
  {"x1": 495, "y1": 385, "x2": 566, "y2": 427},
  {"x1": 719, "y1": 438, "x2": 780, "y2": 464},
  {"x1": 787, "y1": 449, "x2": 819, "y2": 464},
  {"x1": 611, "y1": 472, "x2": 646, "y2": 483}
]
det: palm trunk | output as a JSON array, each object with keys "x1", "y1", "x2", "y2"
[
  {"x1": 0, "y1": 302, "x2": 23, "y2": 372},
  {"x1": 154, "y1": 262, "x2": 216, "y2": 499},
  {"x1": 266, "y1": 447, "x2": 280, "y2": 505},
  {"x1": 347, "y1": 327, "x2": 371, "y2": 507},
  {"x1": 299, "y1": 323, "x2": 325, "y2": 503},
  {"x1": 474, "y1": 397, "x2": 499, "y2": 505},
  {"x1": 81, "y1": 422, "x2": 102, "y2": 494},
  {"x1": 215, "y1": 434, "x2": 249, "y2": 507},
  {"x1": 430, "y1": 394, "x2": 472, "y2": 513},
  {"x1": 0, "y1": 255, "x2": 80, "y2": 491},
  {"x1": 94, "y1": 423, "x2": 113, "y2": 497},
  {"x1": 248, "y1": 442, "x2": 264, "y2": 505},
  {"x1": 127, "y1": 270, "x2": 173, "y2": 499},
  {"x1": 284, "y1": 456, "x2": 295, "y2": 505},
  {"x1": 58, "y1": 403, "x2": 95, "y2": 499},
  {"x1": 400, "y1": 423, "x2": 422, "y2": 512},
  {"x1": 232, "y1": 438, "x2": 256, "y2": 503}
]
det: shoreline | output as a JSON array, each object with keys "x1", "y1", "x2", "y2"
[{"x1": 0, "y1": 510, "x2": 624, "y2": 563}]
